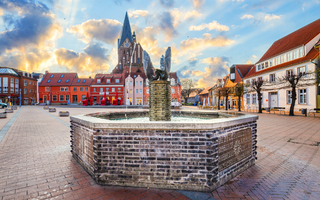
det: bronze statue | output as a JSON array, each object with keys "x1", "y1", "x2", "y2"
[{"x1": 143, "y1": 47, "x2": 171, "y2": 81}]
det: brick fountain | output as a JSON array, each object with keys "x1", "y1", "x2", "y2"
[{"x1": 70, "y1": 47, "x2": 258, "y2": 192}]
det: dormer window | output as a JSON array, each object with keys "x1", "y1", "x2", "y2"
[
  {"x1": 230, "y1": 73, "x2": 235, "y2": 80},
  {"x1": 83, "y1": 80, "x2": 86, "y2": 83},
  {"x1": 97, "y1": 79, "x2": 101, "y2": 83},
  {"x1": 58, "y1": 79, "x2": 61, "y2": 83},
  {"x1": 47, "y1": 79, "x2": 51, "y2": 83},
  {"x1": 106, "y1": 79, "x2": 110, "y2": 83},
  {"x1": 257, "y1": 64, "x2": 261, "y2": 71},
  {"x1": 66, "y1": 79, "x2": 69, "y2": 83},
  {"x1": 50, "y1": 75, "x2": 54, "y2": 78},
  {"x1": 265, "y1": 62, "x2": 268, "y2": 68},
  {"x1": 77, "y1": 79, "x2": 80, "y2": 83},
  {"x1": 60, "y1": 75, "x2": 64, "y2": 78},
  {"x1": 115, "y1": 79, "x2": 119, "y2": 83}
]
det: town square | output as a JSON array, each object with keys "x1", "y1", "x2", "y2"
[{"x1": 0, "y1": 0, "x2": 320, "y2": 199}]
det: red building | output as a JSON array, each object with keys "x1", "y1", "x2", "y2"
[
  {"x1": 70, "y1": 78, "x2": 93, "y2": 103},
  {"x1": 39, "y1": 72, "x2": 77, "y2": 104},
  {"x1": 90, "y1": 74, "x2": 124, "y2": 105}
]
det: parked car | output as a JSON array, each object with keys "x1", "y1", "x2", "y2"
[{"x1": 0, "y1": 102, "x2": 8, "y2": 108}]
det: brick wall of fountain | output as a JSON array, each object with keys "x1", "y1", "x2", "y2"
[
  {"x1": 149, "y1": 80, "x2": 171, "y2": 121},
  {"x1": 70, "y1": 112, "x2": 258, "y2": 192}
]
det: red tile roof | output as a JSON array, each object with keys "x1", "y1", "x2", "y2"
[
  {"x1": 92, "y1": 74, "x2": 124, "y2": 85},
  {"x1": 199, "y1": 86, "x2": 211, "y2": 95},
  {"x1": 233, "y1": 64, "x2": 254, "y2": 83},
  {"x1": 258, "y1": 18, "x2": 320, "y2": 63},
  {"x1": 40, "y1": 72, "x2": 77, "y2": 86},
  {"x1": 245, "y1": 48, "x2": 319, "y2": 79},
  {"x1": 71, "y1": 78, "x2": 93, "y2": 86}
]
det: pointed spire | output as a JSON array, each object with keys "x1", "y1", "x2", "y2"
[{"x1": 118, "y1": 12, "x2": 133, "y2": 48}]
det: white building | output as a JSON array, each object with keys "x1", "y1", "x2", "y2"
[{"x1": 243, "y1": 18, "x2": 320, "y2": 111}]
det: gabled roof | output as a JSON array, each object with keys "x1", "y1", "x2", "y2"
[
  {"x1": 39, "y1": 72, "x2": 77, "y2": 86},
  {"x1": 189, "y1": 91, "x2": 198, "y2": 98},
  {"x1": 258, "y1": 18, "x2": 320, "y2": 63},
  {"x1": 199, "y1": 86, "x2": 211, "y2": 95},
  {"x1": 92, "y1": 74, "x2": 124, "y2": 85},
  {"x1": 118, "y1": 12, "x2": 133, "y2": 48},
  {"x1": 232, "y1": 64, "x2": 254, "y2": 83},
  {"x1": 71, "y1": 78, "x2": 93, "y2": 86},
  {"x1": 169, "y1": 72, "x2": 181, "y2": 85},
  {"x1": 245, "y1": 48, "x2": 319, "y2": 79}
]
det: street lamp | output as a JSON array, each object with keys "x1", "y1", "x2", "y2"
[{"x1": 19, "y1": 88, "x2": 21, "y2": 107}]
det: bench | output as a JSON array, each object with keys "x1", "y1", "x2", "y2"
[
  {"x1": 59, "y1": 111, "x2": 69, "y2": 117},
  {"x1": 49, "y1": 108, "x2": 56, "y2": 112},
  {"x1": 5, "y1": 109, "x2": 13, "y2": 113},
  {"x1": 308, "y1": 108, "x2": 320, "y2": 117},
  {"x1": 270, "y1": 107, "x2": 286, "y2": 114},
  {"x1": 0, "y1": 112, "x2": 7, "y2": 118},
  {"x1": 43, "y1": 106, "x2": 49, "y2": 110}
]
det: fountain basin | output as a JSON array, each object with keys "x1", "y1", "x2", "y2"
[{"x1": 70, "y1": 110, "x2": 258, "y2": 192}]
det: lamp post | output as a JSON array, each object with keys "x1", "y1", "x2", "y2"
[{"x1": 19, "y1": 88, "x2": 21, "y2": 107}]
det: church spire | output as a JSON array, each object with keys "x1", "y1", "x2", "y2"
[{"x1": 118, "y1": 12, "x2": 133, "y2": 48}]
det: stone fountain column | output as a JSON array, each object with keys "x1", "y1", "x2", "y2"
[{"x1": 149, "y1": 80, "x2": 171, "y2": 121}]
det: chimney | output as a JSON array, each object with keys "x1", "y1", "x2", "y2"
[{"x1": 45, "y1": 70, "x2": 49, "y2": 74}]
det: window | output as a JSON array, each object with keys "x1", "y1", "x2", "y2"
[
  {"x1": 136, "y1": 81, "x2": 138, "y2": 85},
  {"x1": 136, "y1": 89, "x2": 138, "y2": 94},
  {"x1": 73, "y1": 87, "x2": 77, "y2": 92},
  {"x1": 251, "y1": 79, "x2": 256, "y2": 86},
  {"x1": 106, "y1": 88, "x2": 109, "y2": 92},
  {"x1": 172, "y1": 88, "x2": 175, "y2": 94},
  {"x1": 50, "y1": 75, "x2": 54, "y2": 78},
  {"x1": 107, "y1": 79, "x2": 110, "y2": 83},
  {"x1": 130, "y1": 81, "x2": 132, "y2": 86},
  {"x1": 82, "y1": 80, "x2": 86, "y2": 83},
  {"x1": 286, "y1": 69, "x2": 293, "y2": 78},
  {"x1": 230, "y1": 73, "x2": 235, "y2": 79},
  {"x1": 299, "y1": 48, "x2": 304, "y2": 57},
  {"x1": 261, "y1": 63, "x2": 265, "y2": 69},
  {"x1": 93, "y1": 88, "x2": 96, "y2": 92},
  {"x1": 293, "y1": 50, "x2": 298, "y2": 59},
  {"x1": 24, "y1": 88, "x2": 27, "y2": 94},
  {"x1": 60, "y1": 95, "x2": 64, "y2": 101},
  {"x1": 97, "y1": 79, "x2": 101, "y2": 83},
  {"x1": 140, "y1": 89, "x2": 142, "y2": 94},
  {"x1": 77, "y1": 79, "x2": 81, "y2": 83},
  {"x1": 58, "y1": 79, "x2": 61, "y2": 83},
  {"x1": 100, "y1": 88, "x2": 103, "y2": 92},
  {"x1": 287, "y1": 52, "x2": 291, "y2": 61},
  {"x1": 24, "y1": 80, "x2": 27, "y2": 86},
  {"x1": 298, "y1": 89, "x2": 306, "y2": 104},
  {"x1": 85, "y1": 87, "x2": 88, "y2": 91},
  {"x1": 115, "y1": 79, "x2": 119, "y2": 83},
  {"x1": 65, "y1": 87, "x2": 68, "y2": 91},
  {"x1": 252, "y1": 94, "x2": 257, "y2": 104},
  {"x1": 60, "y1": 74, "x2": 64, "y2": 78},
  {"x1": 140, "y1": 81, "x2": 142, "y2": 86},
  {"x1": 47, "y1": 79, "x2": 51, "y2": 83},
  {"x1": 66, "y1": 95, "x2": 70, "y2": 101},
  {"x1": 60, "y1": 87, "x2": 64, "y2": 91},
  {"x1": 280, "y1": 55, "x2": 285, "y2": 63},
  {"x1": 52, "y1": 95, "x2": 57, "y2": 101},
  {"x1": 246, "y1": 94, "x2": 250, "y2": 104},
  {"x1": 147, "y1": 89, "x2": 149, "y2": 94},
  {"x1": 146, "y1": 80, "x2": 149, "y2": 86},
  {"x1": 45, "y1": 87, "x2": 49, "y2": 92},
  {"x1": 29, "y1": 89, "x2": 31, "y2": 93},
  {"x1": 118, "y1": 88, "x2": 121, "y2": 92},
  {"x1": 82, "y1": 95, "x2": 86, "y2": 100},
  {"x1": 258, "y1": 64, "x2": 261, "y2": 70},
  {"x1": 112, "y1": 88, "x2": 115, "y2": 92},
  {"x1": 269, "y1": 74, "x2": 275, "y2": 83},
  {"x1": 297, "y1": 66, "x2": 306, "y2": 76},
  {"x1": 130, "y1": 89, "x2": 132, "y2": 93},
  {"x1": 80, "y1": 87, "x2": 83, "y2": 92},
  {"x1": 258, "y1": 77, "x2": 262, "y2": 82},
  {"x1": 265, "y1": 62, "x2": 268, "y2": 68},
  {"x1": 270, "y1": 61, "x2": 273, "y2": 67},
  {"x1": 287, "y1": 91, "x2": 292, "y2": 104},
  {"x1": 66, "y1": 79, "x2": 69, "y2": 83}
]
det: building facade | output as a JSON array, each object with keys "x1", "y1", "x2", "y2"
[{"x1": 243, "y1": 19, "x2": 320, "y2": 111}]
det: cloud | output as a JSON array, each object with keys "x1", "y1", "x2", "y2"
[
  {"x1": 246, "y1": 60, "x2": 252, "y2": 64},
  {"x1": 180, "y1": 33, "x2": 234, "y2": 51},
  {"x1": 159, "y1": 0, "x2": 174, "y2": 8},
  {"x1": 55, "y1": 43, "x2": 110, "y2": 75},
  {"x1": 264, "y1": 14, "x2": 281, "y2": 21},
  {"x1": 184, "y1": 10, "x2": 202, "y2": 20},
  {"x1": 177, "y1": 57, "x2": 199, "y2": 78},
  {"x1": 0, "y1": 0, "x2": 61, "y2": 55},
  {"x1": 67, "y1": 19, "x2": 122, "y2": 44},
  {"x1": 128, "y1": 10, "x2": 149, "y2": 18},
  {"x1": 190, "y1": 0, "x2": 205, "y2": 9},
  {"x1": 241, "y1": 14, "x2": 254, "y2": 19},
  {"x1": 181, "y1": 56, "x2": 229, "y2": 87},
  {"x1": 158, "y1": 11, "x2": 178, "y2": 41},
  {"x1": 189, "y1": 20, "x2": 229, "y2": 32},
  {"x1": 0, "y1": 8, "x2": 3, "y2": 16}
]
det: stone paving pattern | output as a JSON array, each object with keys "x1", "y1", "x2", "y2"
[{"x1": 0, "y1": 106, "x2": 319, "y2": 200}]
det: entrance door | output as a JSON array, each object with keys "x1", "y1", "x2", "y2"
[
  {"x1": 43, "y1": 95, "x2": 47, "y2": 103},
  {"x1": 72, "y1": 95, "x2": 77, "y2": 103},
  {"x1": 270, "y1": 92, "x2": 278, "y2": 108}
]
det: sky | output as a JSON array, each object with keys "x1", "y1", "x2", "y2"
[{"x1": 0, "y1": 0, "x2": 319, "y2": 87}]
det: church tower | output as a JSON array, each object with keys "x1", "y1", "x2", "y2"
[{"x1": 113, "y1": 12, "x2": 144, "y2": 74}]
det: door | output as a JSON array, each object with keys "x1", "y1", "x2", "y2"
[
  {"x1": 43, "y1": 95, "x2": 47, "y2": 103},
  {"x1": 72, "y1": 95, "x2": 77, "y2": 103},
  {"x1": 270, "y1": 92, "x2": 278, "y2": 108}
]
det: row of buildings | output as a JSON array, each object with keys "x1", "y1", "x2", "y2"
[
  {"x1": 0, "y1": 12, "x2": 181, "y2": 106},
  {"x1": 192, "y1": 18, "x2": 320, "y2": 111}
]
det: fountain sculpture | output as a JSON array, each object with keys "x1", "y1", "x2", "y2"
[{"x1": 70, "y1": 47, "x2": 258, "y2": 192}]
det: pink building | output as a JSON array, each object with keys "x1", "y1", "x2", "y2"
[{"x1": 124, "y1": 74, "x2": 145, "y2": 105}]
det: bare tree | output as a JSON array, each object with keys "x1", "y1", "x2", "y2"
[
  {"x1": 214, "y1": 87, "x2": 222, "y2": 110},
  {"x1": 235, "y1": 83, "x2": 244, "y2": 112},
  {"x1": 221, "y1": 87, "x2": 232, "y2": 110},
  {"x1": 180, "y1": 78, "x2": 195, "y2": 103},
  {"x1": 246, "y1": 80, "x2": 264, "y2": 113}
]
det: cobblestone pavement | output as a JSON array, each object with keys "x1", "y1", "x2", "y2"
[
  {"x1": 0, "y1": 106, "x2": 319, "y2": 200},
  {"x1": 211, "y1": 111, "x2": 320, "y2": 200}
]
